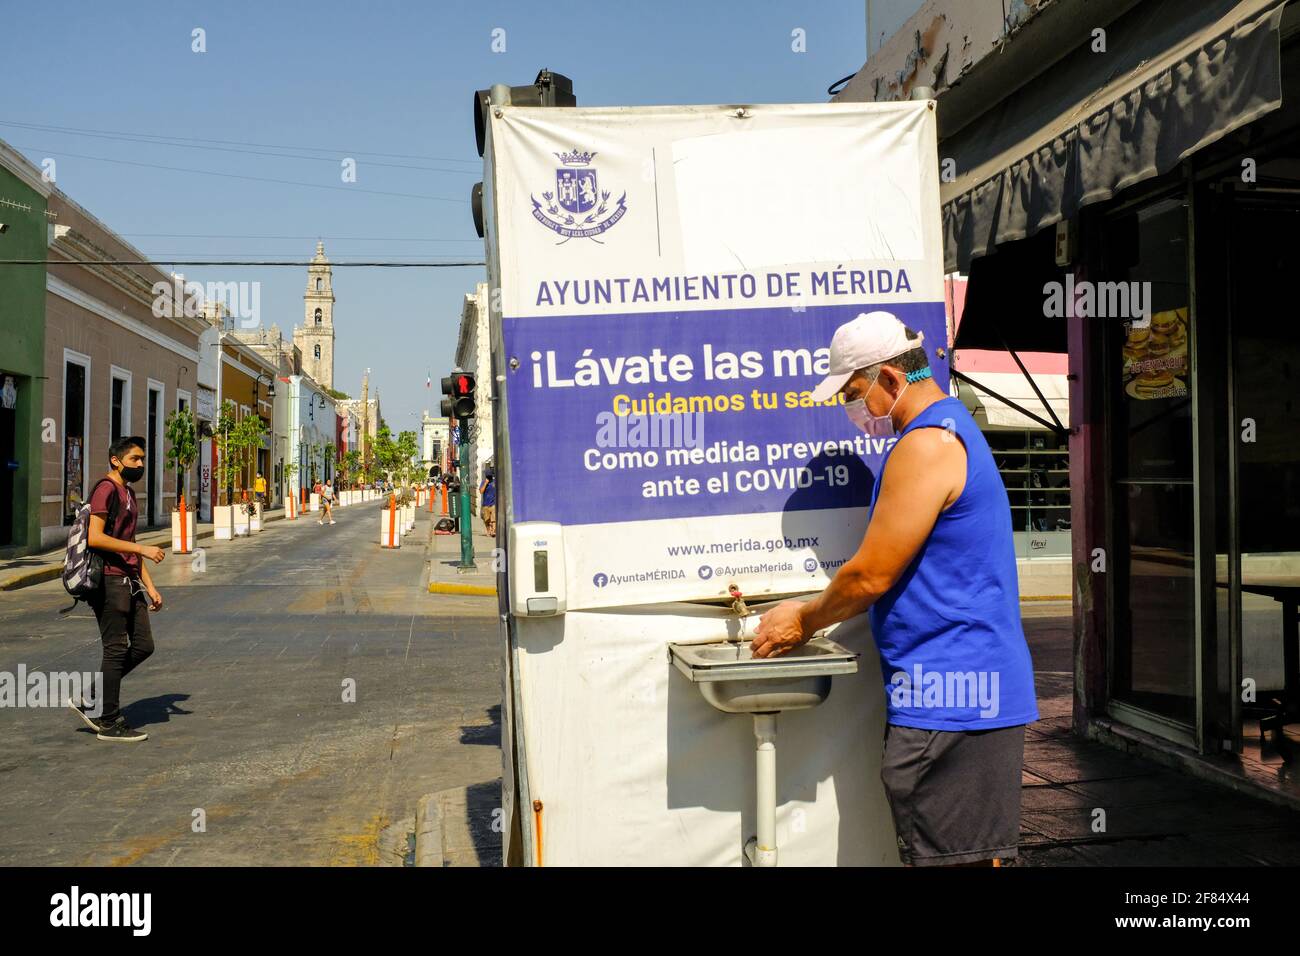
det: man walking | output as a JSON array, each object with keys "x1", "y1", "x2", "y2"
[
  {"x1": 68, "y1": 436, "x2": 165, "y2": 743},
  {"x1": 754, "y1": 311, "x2": 1038, "y2": 866}
]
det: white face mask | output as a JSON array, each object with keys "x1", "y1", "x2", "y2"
[{"x1": 844, "y1": 376, "x2": 908, "y2": 437}]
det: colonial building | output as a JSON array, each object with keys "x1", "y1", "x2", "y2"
[
  {"x1": 198, "y1": 302, "x2": 280, "y2": 513},
  {"x1": 336, "y1": 366, "x2": 381, "y2": 476},
  {"x1": 0, "y1": 141, "x2": 51, "y2": 556},
  {"x1": 293, "y1": 242, "x2": 335, "y2": 391},
  {"x1": 420, "y1": 411, "x2": 451, "y2": 477},
  {"x1": 454, "y1": 282, "x2": 494, "y2": 502},
  {"x1": 41, "y1": 185, "x2": 204, "y2": 544}
]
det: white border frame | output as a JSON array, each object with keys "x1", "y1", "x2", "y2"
[
  {"x1": 109, "y1": 365, "x2": 132, "y2": 442},
  {"x1": 61, "y1": 348, "x2": 92, "y2": 523}
]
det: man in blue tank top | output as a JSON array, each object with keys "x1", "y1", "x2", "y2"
[{"x1": 754, "y1": 310, "x2": 1038, "y2": 867}]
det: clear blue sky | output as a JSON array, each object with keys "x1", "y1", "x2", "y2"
[{"x1": 2, "y1": 0, "x2": 919, "y2": 433}]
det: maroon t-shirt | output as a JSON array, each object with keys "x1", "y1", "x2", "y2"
[{"x1": 88, "y1": 478, "x2": 139, "y2": 578}]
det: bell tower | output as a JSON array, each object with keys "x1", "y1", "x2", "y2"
[{"x1": 294, "y1": 241, "x2": 335, "y2": 390}]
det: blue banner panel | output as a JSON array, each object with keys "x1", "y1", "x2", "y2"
[{"x1": 503, "y1": 301, "x2": 947, "y2": 525}]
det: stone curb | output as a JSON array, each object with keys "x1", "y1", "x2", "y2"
[
  {"x1": 0, "y1": 507, "x2": 299, "y2": 592},
  {"x1": 413, "y1": 792, "x2": 444, "y2": 867}
]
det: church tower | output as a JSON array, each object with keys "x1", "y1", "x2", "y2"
[{"x1": 294, "y1": 242, "x2": 335, "y2": 390}]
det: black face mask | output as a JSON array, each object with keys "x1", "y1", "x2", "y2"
[{"x1": 118, "y1": 464, "x2": 145, "y2": 483}]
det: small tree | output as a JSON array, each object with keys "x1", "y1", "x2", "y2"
[
  {"x1": 342, "y1": 449, "x2": 361, "y2": 487},
  {"x1": 395, "y1": 430, "x2": 419, "y2": 490},
  {"x1": 164, "y1": 408, "x2": 198, "y2": 512},
  {"x1": 233, "y1": 415, "x2": 267, "y2": 506},
  {"x1": 284, "y1": 458, "x2": 299, "y2": 494},
  {"x1": 215, "y1": 400, "x2": 240, "y2": 506},
  {"x1": 308, "y1": 441, "x2": 325, "y2": 485}
]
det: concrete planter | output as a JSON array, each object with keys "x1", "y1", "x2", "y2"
[
  {"x1": 380, "y1": 503, "x2": 401, "y2": 548},
  {"x1": 284, "y1": 495, "x2": 297, "y2": 521},
  {"x1": 250, "y1": 502, "x2": 264, "y2": 532},
  {"x1": 170, "y1": 509, "x2": 196, "y2": 553},
  {"x1": 310, "y1": 493, "x2": 321, "y2": 513},
  {"x1": 233, "y1": 503, "x2": 251, "y2": 537},
  {"x1": 214, "y1": 505, "x2": 234, "y2": 540}
]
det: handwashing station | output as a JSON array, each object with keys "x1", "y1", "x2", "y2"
[{"x1": 477, "y1": 90, "x2": 949, "y2": 864}]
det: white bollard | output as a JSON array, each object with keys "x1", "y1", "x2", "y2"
[
  {"x1": 214, "y1": 505, "x2": 233, "y2": 540},
  {"x1": 380, "y1": 499, "x2": 401, "y2": 548}
]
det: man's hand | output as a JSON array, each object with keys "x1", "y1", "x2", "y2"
[
  {"x1": 751, "y1": 600, "x2": 812, "y2": 658},
  {"x1": 138, "y1": 545, "x2": 165, "y2": 564},
  {"x1": 146, "y1": 585, "x2": 163, "y2": 611}
]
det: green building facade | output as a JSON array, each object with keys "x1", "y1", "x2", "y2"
[{"x1": 0, "y1": 145, "x2": 50, "y2": 555}]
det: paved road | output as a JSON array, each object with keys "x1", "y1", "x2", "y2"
[{"x1": 0, "y1": 502, "x2": 502, "y2": 866}]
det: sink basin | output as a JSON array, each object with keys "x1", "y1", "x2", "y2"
[{"x1": 669, "y1": 636, "x2": 858, "y2": 714}]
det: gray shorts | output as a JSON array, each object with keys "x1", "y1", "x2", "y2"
[{"x1": 880, "y1": 722, "x2": 1026, "y2": 866}]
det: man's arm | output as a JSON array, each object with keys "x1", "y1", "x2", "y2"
[
  {"x1": 87, "y1": 515, "x2": 165, "y2": 564},
  {"x1": 139, "y1": 557, "x2": 163, "y2": 609},
  {"x1": 751, "y1": 428, "x2": 966, "y2": 657}
]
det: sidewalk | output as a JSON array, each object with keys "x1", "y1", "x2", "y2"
[
  {"x1": 0, "y1": 506, "x2": 289, "y2": 591},
  {"x1": 1013, "y1": 604, "x2": 1300, "y2": 865},
  {"x1": 413, "y1": 602, "x2": 1300, "y2": 866},
  {"x1": 425, "y1": 514, "x2": 498, "y2": 597}
]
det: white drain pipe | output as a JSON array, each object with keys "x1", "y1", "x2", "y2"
[{"x1": 745, "y1": 713, "x2": 779, "y2": 867}]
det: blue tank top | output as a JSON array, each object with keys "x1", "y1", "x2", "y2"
[{"x1": 867, "y1": 396, "x2": 1038, "y2": 730}]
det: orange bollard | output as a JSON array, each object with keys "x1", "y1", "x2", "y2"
[
  {"x1": 179, "y1": 493, "x2": 189, "y2": 553},
  {"x1": 440, "y1": 484, "x2": 448, "y2": 515}
]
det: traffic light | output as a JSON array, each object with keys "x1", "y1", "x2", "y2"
[
  {"x1": 440, "y1": 372, "x2": 477, "y2": 419},
  {"x1": 473, "y1": 69, "x2": 575, "y2": 157},
  {"x1": 471, "y1": 69, "x2": 576, "y2": 237}
]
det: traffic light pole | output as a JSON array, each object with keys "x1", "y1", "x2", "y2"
[{"x1": 458, "y1": 418, "x2": 475, "y2": 569}]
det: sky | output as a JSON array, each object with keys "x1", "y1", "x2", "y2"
[{"x1": 1, "y1": 0, "x2": 921, "y2": 435}]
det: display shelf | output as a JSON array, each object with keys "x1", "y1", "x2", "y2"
[{"x1": 985, "y1": 428, "x2": 1071, "y2": 534}]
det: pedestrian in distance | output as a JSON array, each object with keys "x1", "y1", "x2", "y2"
[
  {"x1": 479, "y1": 462, "x2": 497, "y2": 538},
  {"x1": 254, "y1": 471, "x2": 267, "y2": 506},
  {"x1": 68, "y1": 435, "x2": 165, "y2": 743},
  {"x1": 319, "y1": 479, "x2": 336, "y2": 525}
]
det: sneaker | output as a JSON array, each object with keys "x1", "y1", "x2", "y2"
[
  {"x1": 318, "y1": 519, "x2": 324, "y2": 525},
  {"x1": 67, "y1": 696, "x2": 101, "y2": 731},
  {"x1": 329, "y1": 519, "x2": 336, "y2": 525},
  {"x1": 96, "y1": 718, "x2": 148, "y2": 742}
]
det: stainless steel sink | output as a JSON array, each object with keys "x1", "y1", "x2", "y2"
[{"x1": 669, "y1": 636, "x2": 858, "y2": 714}]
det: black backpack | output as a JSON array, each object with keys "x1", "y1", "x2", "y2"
[{"x1": 60, "y1": 477, "x2": 119, "y2": 612}]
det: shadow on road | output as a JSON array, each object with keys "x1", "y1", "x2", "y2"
[
  {"x1": 123, "y1": 693, "x2": 193, "y2": 728},
  {"x1": 459, "y1": 703, "x2": 501, "y2": 747}
]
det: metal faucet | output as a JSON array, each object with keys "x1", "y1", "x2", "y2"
[{"x1": 728, "y1": 583, "x2": 748, "y2": 618}]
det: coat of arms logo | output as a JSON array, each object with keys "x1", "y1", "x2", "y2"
[{"x1": 531, "y1": 148, "x2": 628, "y2": 242}]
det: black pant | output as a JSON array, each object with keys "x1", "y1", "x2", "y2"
[{"x1": 89, "y1": 576, "x2": 155, "y2": 722}]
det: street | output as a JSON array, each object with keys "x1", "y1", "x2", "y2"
[{"x1": 0, "y1": 503, "x2": 501, "y2": 866}]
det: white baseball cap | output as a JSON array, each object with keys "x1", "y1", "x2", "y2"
[{"x1": 809, "y1": 310, "x2": 924, "y2": 402}]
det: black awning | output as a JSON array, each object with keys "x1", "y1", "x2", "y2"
[{"x1": 942, "y1": 0, "x2": 1287, "y2": 273}]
